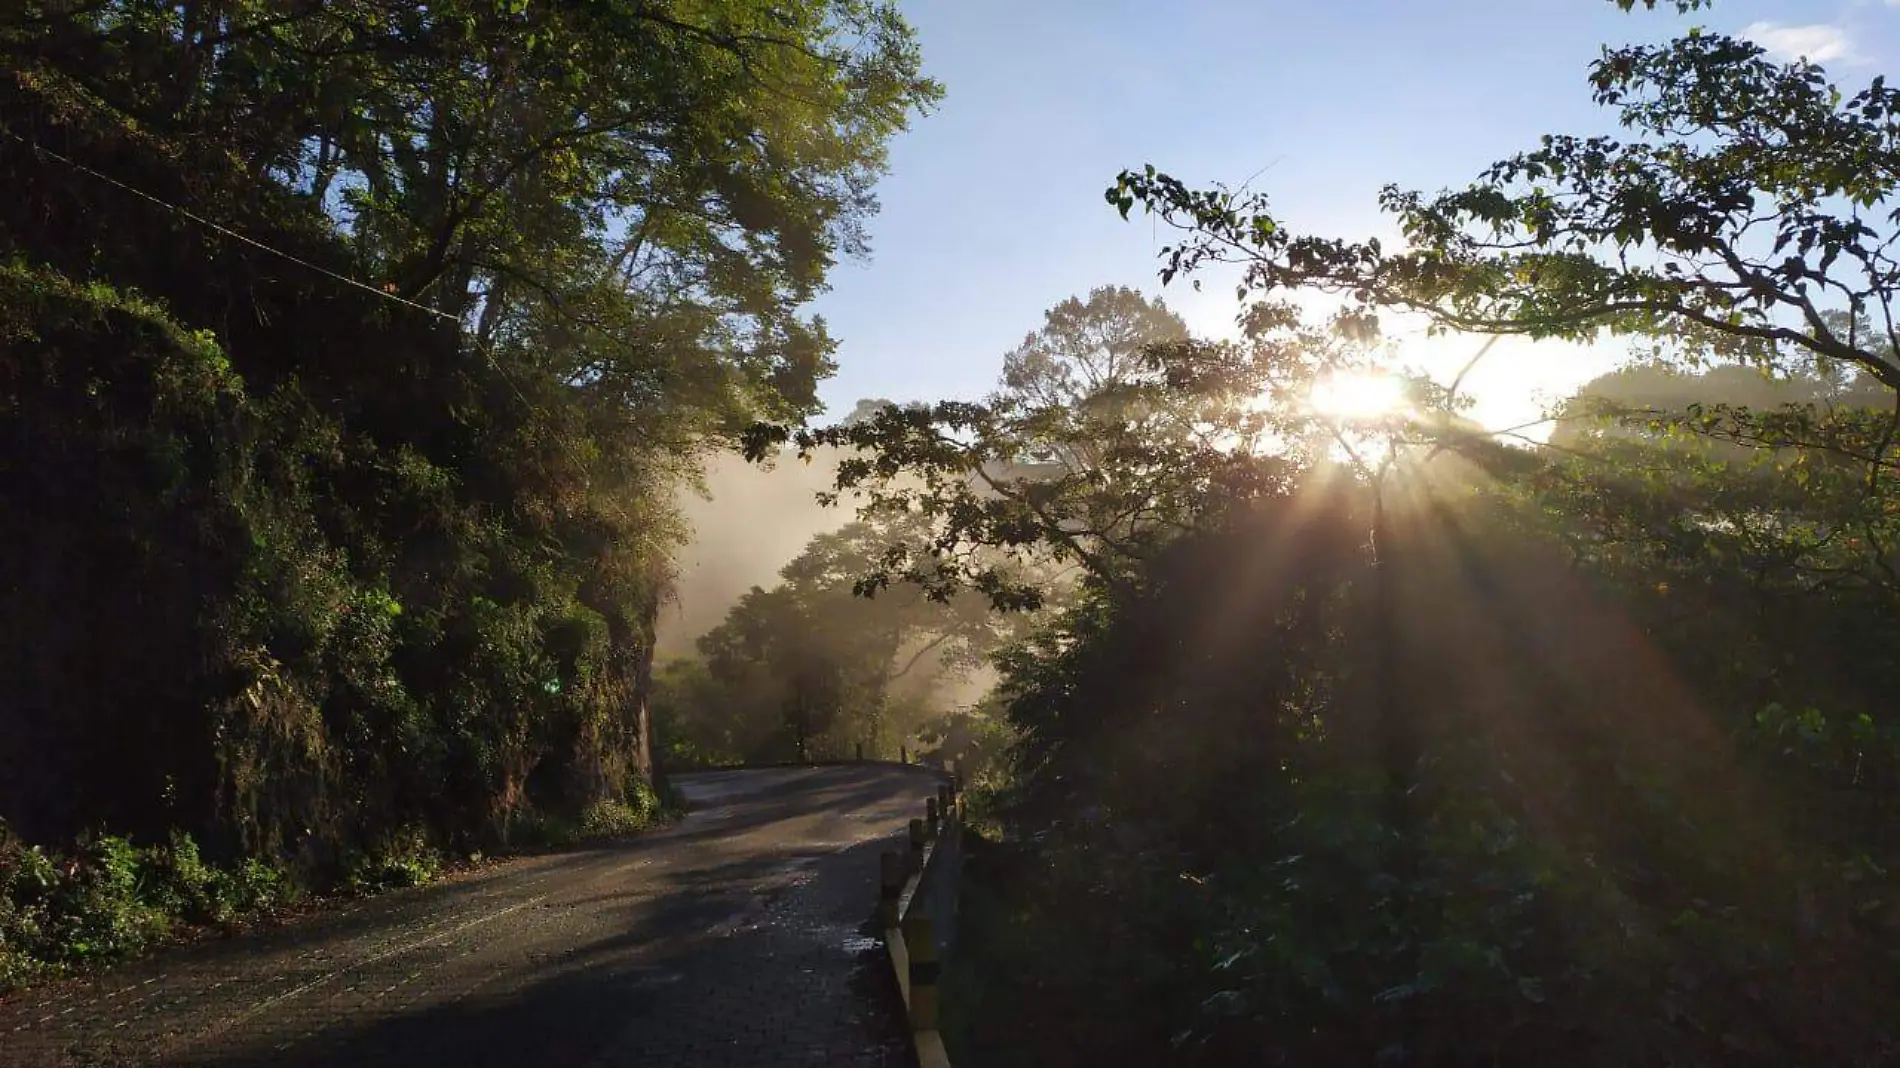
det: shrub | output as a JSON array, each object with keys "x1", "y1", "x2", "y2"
[
  {"x1": 225, "y1": 858, "x2": 293, "y2": 913},
  {"x1": 346, "y1": 827, "x2": 442, "y2": 892},
  {"x1": 49, "y1": 835, "x2": 172, "y2": 962},
  {"x1": 0, "y1": 830, "x2": 172, "y2": 983},
  {"x1": 579, "y1": 797, "x2": 648, "y2": 838},
  {"x1": 138, "y1": 832, "x2": 225, "y2": 924}
]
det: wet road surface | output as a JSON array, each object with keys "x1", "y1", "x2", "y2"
[{"x1": 0, "y1": 765, "x2": 935, "y2": 1068}]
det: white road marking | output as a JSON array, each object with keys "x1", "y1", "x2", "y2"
[{"x1": 184, "y1": 892, "x2": 552, "y2": 1046}]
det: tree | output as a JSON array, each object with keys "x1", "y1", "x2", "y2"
[
  {"x1": 1025, "y1": 15, "x2": 1900, "y2": 1065},
  {"x1": 0, "y1": 0, "x2": 938, "y2": 871},
  {"x1": 814, "y1": 11, "x2": 1900, "y2": 1066},
  {"x1": 741, "y1": 288, "x2": 1386, "y2": 609},
  {"x1": 997, "y1": 285, "x2": 1188, "y2": 461},
  {"x1": 1105, "y1": 18, "x2": 1900, "y2": 758},
  {"x1": 1113, "y1": 32, "x2": 1894, "y2": 371},
  {"x1": 839, "y1": 397, "x2": 901, "y2": 426},
  {"x1": 667, "y1": 510, "x2": 1027, "y2": 763},
  {"x1": 1106, "y1": 28, "x2": 1900, "y2": 472}
]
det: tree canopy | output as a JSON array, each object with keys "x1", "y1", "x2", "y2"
[
  {"x1": 14, "y1": 1, "x2": 1900, "y2": 1063},
  {"x1": 653, "y1": 509, "x2": 1024, "y2": 765},
  {"x1": 0, "y1": 0, "x2": 936, "y2": 914},
  {"x1": 740, "y1": 10, "x2": 1900, "y2": 1065}
]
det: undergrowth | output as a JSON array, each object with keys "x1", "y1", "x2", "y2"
[
  {"x1": 0, "y1": 780, "x2": 678, "y2": 995},
  {"x1": 512, "y1": 781, "x2": 668, "y2": 849},
  {"x1": 0, "y1": 825, "x2": 293, "y2": 994}
]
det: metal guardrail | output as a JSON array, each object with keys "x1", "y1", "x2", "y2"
[
  {"x1": 876, "y1": 770, "x2": 962, "y2": 1068},
  {"x1": 660, "y1": 751, "x2": 964, "y2": 1065}
]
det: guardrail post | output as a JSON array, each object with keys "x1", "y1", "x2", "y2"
[
  {"x1": 879, "y1": 850, "x2": 903, "y2": 927},
  {"x1": 856, "y1": 742, "x2": 864, "y2": 762},
  {"x1": 926, "y1": 797, "x2": 940, "y2": 839},
  {"x1": 903, "y1": 914, "x2": 940, "y2": 1030},
  {"x1": 937, "y1": 784, "x2": 952, "y2": 823},
  {"x1": 900, "y1": 745, "x2": 908, "y2": 765},
  {"x1": 907, "y1": 817, "x2": 926, "y2": 872}
]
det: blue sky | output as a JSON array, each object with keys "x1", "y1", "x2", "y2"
[{"x1": 809, "y1": 0, "x2": 1900, "y2": 433}]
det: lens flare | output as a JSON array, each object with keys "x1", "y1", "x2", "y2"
[{"x1": 1308, "y1": 371, "x2": 1406, "y2": 420}]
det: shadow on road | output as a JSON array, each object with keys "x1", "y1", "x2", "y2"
[
  {"x1": 0, "y1": 765, "x2": 941, "y2": 1068},
  {"x1": 162, "y1": 836, "x2": 913, "y2": 1068}
]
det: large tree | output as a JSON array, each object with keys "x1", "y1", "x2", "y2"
[
  {"x1": 1107, "y1": 20, "x2": 1900, "y2": 417},
  {"x1": 668, "y1": 509, "x2": 1023, "y2": 763},
  {"x1": 0, "y1": 0, "x2": 937, "y2": 864},
  {"x1": 747, "y1": 7, "x2": 1900, "y2": 1065},
  {"x1": 743, "y1": 287, "x2": 1389, "y2": 608}
]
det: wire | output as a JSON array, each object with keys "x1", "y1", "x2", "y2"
[
  {"x1": 4, "y1": 127, "x2": 674, "y2": 538},
  {"x1": 3, "y1": 130, "x2": 461, "y2": 327}
]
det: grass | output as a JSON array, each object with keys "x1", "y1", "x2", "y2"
[{"x1": 0, "y1": 780, "x2": 684, "y2": 996}]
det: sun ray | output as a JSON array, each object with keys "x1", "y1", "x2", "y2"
[{"x1": 1309, "y1": 371, "x2": 1406, "y2": 421}]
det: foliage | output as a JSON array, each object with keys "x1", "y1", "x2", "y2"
[
  {"x1": 0, "y1": 822, "x2": 294, "y2": 993},
  {"x1": 748, "y1": 26, "x2": 1900, "y2": 1057},
  {"x1": 658, "y1": 508, "x2": 1026, "y2": 764},
  {"x1": 510, "y1": 780, "x2": 663, "y2": 850},
  {"x1": 915, "y1": 14, "x2": 1900, "y2": 1066},
  {"x1": 651, "y1": 654, "x2": 752, "y2": 768},
  {"x1": 743, "y1": 288, "x2": 1398, "y2": 610},
  {"x1": 344, "y1": 828, "x2": 444, "y2": 894},
  {"x1": 939, "y1": 445, "x2": 1900, "y2": 1064},
  {"x1": 914, "y1": 696, "x2": 1015, "y2": 783},
  {"x1": 580, "y1": 782, "x2": 662, "y2": 840},
  {"x1": 0, "y1": 0, "x2": 935, "y2": 984},
  {"x1": 1109, "y1": 26, "x2": 1900, "y2": 390}
]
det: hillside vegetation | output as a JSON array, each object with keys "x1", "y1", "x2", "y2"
[{"x1": 0, "y1": 0, "x2": 935, "y2": 988}]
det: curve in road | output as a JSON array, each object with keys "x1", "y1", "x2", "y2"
[{"x1": 0, "y1": 765, "x2": 939, "y2": 1068}]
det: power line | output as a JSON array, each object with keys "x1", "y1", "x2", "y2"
[
  {"x1": 3, "y1": 130, "x2": 461, "y2": 327},
  {"x1": 6, "y1": 127, "x2": 668, "y2": 534}
]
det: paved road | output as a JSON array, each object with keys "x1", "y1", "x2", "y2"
[{"x1": 0, "y1": 765, "x2": 937, "y2": 1068}]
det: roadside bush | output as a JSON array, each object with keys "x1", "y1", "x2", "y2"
[
  {"x1": 44, "y1": 835, "x2": 172, "y2": 963},
  {"x1": 0, "y1": 824, "x2": 300, "y2": 992},
  {"x1": 138, "y1": 832, "x2": 225, "y2": 925},
  {"x1": 345, "y1": 827, "x2": 443, "y2": 893},
  {"x1": 224, "y1": 858, "x2": 294, "y2": 913},
  {"x1": 521, "y1": 781, "x2": 666, "y2": 848},
  {"x1": 579, "y1": 798, "x2": 647, "y2": 838}
]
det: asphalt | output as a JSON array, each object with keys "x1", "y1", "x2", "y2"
[{"x1": 0, "y1": 765, "x2": 938, "y2": 1068}]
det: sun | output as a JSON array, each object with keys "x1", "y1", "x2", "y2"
[{"x1": 1308, "y1": 371, "x2": 1406, "y2": 420}]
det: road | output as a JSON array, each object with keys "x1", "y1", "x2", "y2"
[{"x1": 0, "y1": 765, "x2": 937, "y2": 1068}]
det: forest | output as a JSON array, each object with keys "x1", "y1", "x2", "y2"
[
  {"x1": 0, "y1": 0, "x2": 936, "y2": 987},
  {"x1": 6, "y1": 0, "x2": 1900, "y2": 1065}
]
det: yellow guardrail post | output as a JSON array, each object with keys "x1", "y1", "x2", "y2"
[
  {"x1": 903, "y1": 913, "x2": 939, "y2": 1031},
  {"x1": 874, "y1": 777, "x2": 960, "y2": 1067}
]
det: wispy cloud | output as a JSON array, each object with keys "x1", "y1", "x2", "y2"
[{"x1": 1742, "y1": 21, "x2": 1863, "y2": 64}]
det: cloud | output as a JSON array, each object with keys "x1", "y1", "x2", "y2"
[{"x1": 1742, "y1": 21, "x2": 1863, "y2": 64}]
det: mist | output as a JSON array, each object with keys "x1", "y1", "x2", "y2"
[{"x1": 656, "y1": 447, "x2": 849, "y2": 658}]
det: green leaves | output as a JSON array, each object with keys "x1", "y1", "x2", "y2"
[
  {"x1": 1111, "y1": 30, "x2": 1900, "y2": 395},
  {"x1": 672, "y1": 506, "x2": 1030, "y2": 764},
  {"x1": 0, "y1": 0, "x2": 938, "y2": 886},
  {"x1": 1611, "y1": 0, "x2": 1709, "y2": 11}
]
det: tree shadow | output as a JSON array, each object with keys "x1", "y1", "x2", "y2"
[{"x1": 158, "y1": 832, "x2": 916, "y2": 1068}]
